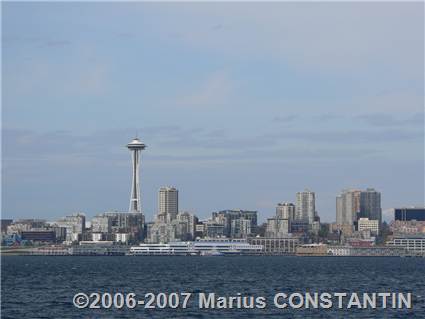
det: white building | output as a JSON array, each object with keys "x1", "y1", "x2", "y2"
[
  {"x1": 386, "y1": 236, "x2": 425, "y2": 254},
  {"x1": 295, "y1": 190, "x2": 315, "y2": 224},
  {"x1": 55, "y1": 213, "x2": 86, "y2": 243},
  {"x1": 115, "y1": 233, "x2": 131, "y2": 244},
  {"x1": 7, "y1": 223, "x2": 32, "y2": 235},
  {"x1": 92, "y1": 233, "x2": 103, "y2": 241},
  {"x1": 6, "y1": 219, "x2": 47, "y2": 235},
  {"x1": 358, "y1": 218, "x2": 379, "y2": 235}
]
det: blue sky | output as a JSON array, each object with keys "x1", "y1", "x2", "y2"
[{"x1": 2, "y1": 2, "x2": 424, "y2": 223}]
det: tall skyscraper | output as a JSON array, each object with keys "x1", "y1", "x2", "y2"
[
  {"x1": 336, "y1": 189, "x2": 361, "y2": 226},
  {"x1": 295, "y1": 190, "x2": 315, "y2": 224},
  {"x1": 266, "y1": 202, "x2": 294, "y2": 238},
  {"x1": 127, "y1": 137, "x2": 146, "y2": 213},
  {"x1": 276, "y1": 202, "x2": 295, "y2": 220},
  {"x1": 359, "y1": 188, "x2": 382, "y2": 225},
  {"x1": 336, "y1": 188, "x2": 381, "y2": 230},
  {"x1": 158, "y1": 187, "x2": 179, "y2": 222}
]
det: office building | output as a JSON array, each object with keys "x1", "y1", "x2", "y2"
[
  {"x1": 336, "y1": 189, "x2": 361, "y2": 227},
  {"x1": 99, "y1": 212, "x2": 144, "y2": 242},
  {"x1": 394, "y1": 207, "x2": 425, "y2": 221},
  {"x1": 231, "y1": 219, "x2": 251, "y2": 238},
  {"x1": 55, "y1": 213, "x2": 86, "y2": 243},
  {"x1": 359, "y1": 188, "x2": 382, "y2": 224},
  {"x1": 6, "y1": 219, "x2": 47, "y2": 235},
  {"x1": 290, "y1": 220, "x2": 310, "y2": 233},
  {"x1": 336, "y1": 188, "x2": 381, "y2": 231},
  {"x1": 295, "y1": 190, "x2": 315, "y2": 224},
  {"x1": 204, "y1": 222, "x2": 225, "y2": 238},
  {"x1": 21, "y1": 231, "x2": 56, "y2": 242},
  {"x1": 276, "y1": 202, "x2": 295, "y2": 220},
  {"x1": 147, "y1": 221, "x2": 180, "y2": 244},
  {"x1": 176, "y1": 212, "x2": 197, "y2": 240},
  {"x1": 357, "y1": 218, "x2": 379, "y2": 235},
  {"x1": 266, "y1": 218, "x2": 290, "y2": 237},
  {"x1": 158, "y1": 187, "x2": 178, "y2": 222},
  {"x1": 91, "y1": 216, "x2": 112, "y2": 234},
  {"x1": 50, "y1": 226, "x2": 67, "y2": 242},
  {"x1": 212, "y1": 210, "x2": 258, "y2": 237},
  {"x1": 195, "y1": 223, "x2": 206, "y2": 238},
  {"x1": 266, "y1": 202, "x2": 294, "y2": 237}
]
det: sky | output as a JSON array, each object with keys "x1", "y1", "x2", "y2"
[{"x1": 2, "y1": 2, "x2": 424, "y2": 223}]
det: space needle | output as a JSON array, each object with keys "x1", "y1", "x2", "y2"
[{"x1": 127, "y1": 137, "x2": 146, "y2": 213}]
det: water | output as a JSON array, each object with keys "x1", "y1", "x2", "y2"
[{"x1": 2, "y1": 256, "x2": 425, "y2": 318}]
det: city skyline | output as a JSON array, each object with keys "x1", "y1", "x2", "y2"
[
  {"x1": 2, "y1": 2, "x2": 424, "y2": 222},
  {"x1": 1, "y1": 130, "x2": 421, "y2": 223}
]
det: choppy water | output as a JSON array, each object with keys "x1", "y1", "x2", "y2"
[{"x1": 2, "y1": 256, "x2": 425, "y2": 318}]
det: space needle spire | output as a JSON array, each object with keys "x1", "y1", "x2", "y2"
[{"x1": 127, "y1": 137, "x2": 146, "y2": 213}]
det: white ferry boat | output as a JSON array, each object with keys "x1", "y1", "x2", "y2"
[
  {"x1": 127, "y1": 242, "x2": 197, "y2": 256},
  {"x1": 128, "y1": 238, "x2": 263, "y2": 256}
]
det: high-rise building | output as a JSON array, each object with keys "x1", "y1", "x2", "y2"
[
  {"x1": 212, "y1": 210, "x2": 258, "y2": 237},
  {"x1": 99, "y1": 212, "x2": 145, "y2": 242},
  {"x1": 158, "y1": 187, "x2": 179, "y2": 222},
  {"x1": 336, "y1": 188, "x2": 382, "y2": 230},
  {"x1": 231, "y1": 219, "x2": 251, "y2": 238},
  {"x1": 203, "y1": 222, "x2": 225, "y2": 238},
  {"x1": 55, "y1": 213, "x2": 86, "y2": 242},
  {"x1": 176, "y1": 211, "x2": 197, "y2": 240},
  {"x1": 336, "y1": 189, "x2": 361, "y2": 226},
  {"x1": 359, "y1": 188, "x2": 382, "y2": 225},
  {"x1": 276, "y1": 202, "x2": 295, "y2": 220},
  {"x1": 266, "y1": 218, "x2": 290, "y2": 237},
  {"x1": 91, "y1": 216, "x2": 112, "y2": 233},
  {"x1": 266, "y1": 202, "x2": 295, "y2": 237},
  {"x1": 127, "y1": 137, "x2": 146, "y2": 213},
  {"x1": 295, "y1": 190, "x2": 315, "y2": 224}
]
